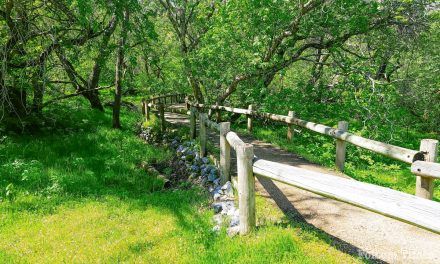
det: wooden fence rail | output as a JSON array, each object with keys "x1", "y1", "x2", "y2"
[
  {"x1": 141, "y1": 93, "x2": 187, "y2": 132},
  {"x1": 180, "y1": 101, "x2": 440, "y2": 236},
  {"x1": 253, "y1": 159, "x2": 440, "y2": 235},
  {"x1": 188, "y1": 102, "x2": 422, "y2": 164},
  {"x1": 186, "y1": 100, "x2": 438, "y2": 200}
]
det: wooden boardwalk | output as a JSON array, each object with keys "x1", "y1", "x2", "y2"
[{"x1": 164, "y1": 105, "x2": 440, "y2": 263}]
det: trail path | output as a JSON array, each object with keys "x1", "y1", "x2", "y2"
[{"x1": 164, "y1": 105, "x2": 440, "y2": 264}]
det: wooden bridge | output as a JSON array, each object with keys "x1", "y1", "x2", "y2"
[{"x1": 142, "y1": 94, "x2": 440, "y2": 261}]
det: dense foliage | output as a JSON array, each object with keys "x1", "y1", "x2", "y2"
[{"x1": 1, "y1": 0, "x2": 438, "y2": 135}]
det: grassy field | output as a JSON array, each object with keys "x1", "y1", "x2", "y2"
[{"x1": 0, "y1": 101, "x2": 366, "y2": 263}]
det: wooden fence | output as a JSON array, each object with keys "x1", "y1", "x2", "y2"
[
  {"x1": 187, "y1": 101, "x2": 439, "y2": 200},
  {"x1": 145, "y1": 94, "x2": 440, "y2": 236}
]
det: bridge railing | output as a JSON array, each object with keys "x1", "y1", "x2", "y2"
[
  {"x1": 141, "y1": 93, "x2": 187, "y2": 131},
  {"x1": 187, "y1": 104, "x2": 440, "y2": 236},
  {"x1": 186, "y1": 100, "x2": 439, "y2": 200}
]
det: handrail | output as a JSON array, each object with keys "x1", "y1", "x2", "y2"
[
  {"x1": 253, "y1": 158, "x2": 440, "y2": 235},
  {"x1": 412, "y1": 161, "x2": 440, "y2": 179},
  {"x1": 186, "y1": 100, "x2": 438, "y2": 200},
  {"x1": 187, "y1": 101, "x2": 422, "y2": 164},
  {"x1": 144, "y1": 93, "x2": 187, "y2": 107}
]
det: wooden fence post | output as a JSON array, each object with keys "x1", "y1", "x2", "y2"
[
  {"x1": 336, "y1": 121, "x2": 349, "y2": 172},
  {"x1": 237, "y1": 143, "x2": 255, "y2": 235},
  {"x1": 145, "y1": 101, "x2": 150, "y2": 121},
  {"x1": 190, "y1": 107, "x2": 196, "y2": 139},
  {"x1": 247, "y1": 104, "x2": 253, "y2": 132},
  {"x1": 141, "y1": 99, "x2": 146, "y2": 116},
  {"x1": 287, "y1": 110, "x2": 295, "y2": 141},
  {"x1": 215, "y1": 102, "x2": 221, "y2": 123},
  {"x1": 220, "y1": 122, "x2": 231, "y2": 184},
  {"x1": 199, "y1": 113, "x2": 207, "y2": 157},
  {"x1": 144, "y1": 101, "x2": 150, "y2": 121},
  {"x1": 416, "y1": 139, "x2": 439, "y2": 199},
  {"x1": 185, "y1": 97, "x2": 190, "y2": 110},
  {"x1": 158, "y1": 103, "x2": 166, "y2": 132}
]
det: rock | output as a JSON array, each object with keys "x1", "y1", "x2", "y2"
[
  {"x1": 212, "y1": 186, "x2": 223, "y2": 195},
  {"x1": 221, "y1": 181, "x2": 234, "y2": 197},
  {"x1": 213, "y1": 203, "x2": 223, "y2": 214},
  {"x1": 212, "y1": 225, "x2": 221, "y2": 232},
  {"x1": 230, "y1": 214, "x2": 239, "y2": 227},
  {"x1": 213, "y1": 178, "x2": 221, "y2": 186},
  {"x1": 208, "y1": 172, "x2": 217, "y2": 182},
  {"x1": 201, "y1": 177, "x2": 208, "y2": 186},
  {"x1": 202, "y1": 157, "x2": 209, "y2": 164},
  {"x1": 213, "y1": 192, "x2": 222, "y2": 201},
  {"x1": 220, "y1": 201, "x2": 235, "y2": 216},
  {"x1": 227, "y1": 226, "x2": 240, "y2": 237},
  {"x1": 202, "y1": 167, "x2": 210, "y2": 176}
]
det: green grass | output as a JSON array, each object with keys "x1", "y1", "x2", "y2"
[
  {"x1": 231, "y1": 120, "x2": 440, "y2": 201},
  {"x1": 0, "y1": 100, "x2": 366, "y2": 263}
]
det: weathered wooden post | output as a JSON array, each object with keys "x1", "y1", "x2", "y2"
[
  {"x1": 215, "y1": 102, "x2": 221, "y2": 123},
  {"x1": 199, "y1": 113, "x2": 207, "y2": 157},
  {"x1": 335, "y1": 121, "x2": 349, "y2": 172},
  {"x1": 141, "y1": 99, "x2": 146, "y2": 116},
  {"x1": 185, "y1": 97, "x2": 190, "y2": 110},
  {"x1": 237, "y1": 143, "x2": 255, "y2": 235},
  {"x1": 287, "y1": 110, "x2": 295, "y2": 141},
  {"x1": 190, "y1": 107, "x2": 196, "y2": 139},
  {"x1": 416, "y1": 139, "x2": 439, "y2": 199},
  {"x1": 158, "y1": 103, "x2": 166, "y2": 132},
  {"x1": 145, "y1": 101, "x2": 150, "y2": 121},
  {"x1": 220, "y1": 122, "x2": 231, "y2": 184},
  {"x1": 247, "y1": 104, "x2": 253, "y2": 132},
  {"x1": 144, "y1": 101, "x2": 151, "y2": 121}
]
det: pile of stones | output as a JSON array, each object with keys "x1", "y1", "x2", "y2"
[{"x1": 170, "y1": 139, "x2": 241, "y2": 236}]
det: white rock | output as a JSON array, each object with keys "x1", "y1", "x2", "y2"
[
  {"x1": 212, "y1": 225, "x2": 221, "y2": 232},
  {"x1": 213, "y1": 192, "x2": 222, "y2": 201},
  {"x1": 221, "y1": 181, "x2": 234, "y2": 197},
  {"x1": 230, "y1": 215, "x2": 239, "y2": 227},
  {"x1": 227, "y1": 226, "x2": 240, "y2": 237},
  {"x1": 220, "y1": 201, "x2": 235, "y2": 216}
]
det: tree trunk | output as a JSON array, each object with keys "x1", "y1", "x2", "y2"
[
  {"x1": 112, "y1": 9, "x2": 129, "y2": 129},
  {"x1": 86, "y1": 16, "x2": 117, "y2": 111},
  {"x1": 31, "y1": 64, "x2": 45, "y2": 113},
  {"x1": 7, "y1": 87, "x2": 27, "y2": 117}
]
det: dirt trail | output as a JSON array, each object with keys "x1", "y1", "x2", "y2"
[{"x1": 164, "y1": 105, "x2": 440, "y2": 264}]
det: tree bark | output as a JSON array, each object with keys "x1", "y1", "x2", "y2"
[
  {"x1": 54, "y1": 16, "x2": 117, "y2": 111},
  {"x1": 113, "y1": 9, "x2": 129, "y2": 128},
  {"x1": 86, "y1": 16, "x2": 117, "y2": 111}
]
